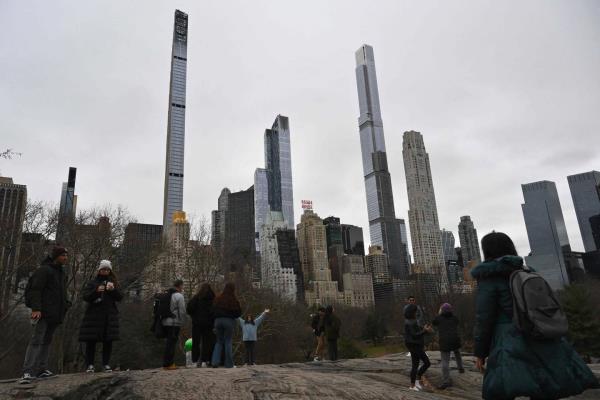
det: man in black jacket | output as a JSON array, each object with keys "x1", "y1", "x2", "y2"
[
  {"x1": 20, "y1": 246, "x2": 69, "y2": 384},
  {"x1": 431, "y1": 303, "x2": 464, "y2": 389}
]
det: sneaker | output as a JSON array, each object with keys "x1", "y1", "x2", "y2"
[
  {"x1": 313, "y1": 357, "x2": 320, "y2": 362},
  {"x1": 19, "y1": 373, "x2": 34, "y2": 384},
  {"x1": 415, "y1": 380, "x2": 424, "y2": 390},
  {"x1": 37, "y1": 370, "x2": 54, "y2": 379},
  {"x1": 86, "y1": 365, "x2": 95, "y2": 373},
  {"x1": 103, "y1": 365, "x2": 112, "y2": 373},
  {"x1": 252, "y1": 363, "x2": 257, "y2": 366},
  {"x1": 201, "y1": 362, "x2": 207, "y2": 368},
  {"x1": 163, "y1": 364, "x2": 178, "y2": 371},
  {"x1": 409, "y1": 386, "x2": 420, "y2": 391}
]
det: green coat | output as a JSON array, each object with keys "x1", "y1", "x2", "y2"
[{"x1": 471, "y1": 256, "x2": 598, "y2": 400}]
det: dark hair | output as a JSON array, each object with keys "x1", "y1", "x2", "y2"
[
  {"x1": 481, "y1": 232, "x2": 518, "y2": 261},
  {"x1": 99, "y1": 269, "x2": 120, "y2": 288},
  {"x1": 214, "y1": 282, "x2": 241, "y2": 311},
  {"x1": 173, "y1": 279, "x2": 184, "y2": 288},
  {"x1": 195, "y1": 283, "x2": 215, "y2": 300},
  {"x1": 244, "y1": 314, "x2": 255, "y2": 325},
  {"x1": 407, "y1": 295, "x2": 415, "y2": 300},
  {"x1": 404, "y1": 304, "x2": 418, "y2": 320}
]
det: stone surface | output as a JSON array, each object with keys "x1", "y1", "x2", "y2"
[{"x1": 1, "y1": 353, "x2": 598, "y2": 399}]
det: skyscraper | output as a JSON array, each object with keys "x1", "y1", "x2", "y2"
[
  {"x1": 402, "y1": 130, "x2": 447, "y2": 291},
  {"x1": 521, "y1": 181, "x2": 571, "y2": 290},
  {"x1": 323, "y1": 216, "x2": 345, "y2": 289},
  {"x1": 254, "y1": 168, "x2": 269, "y2": 251},
  {"x1": 354, "y1": 44, "x2": 407, "y2": 278},
  {"x1": 458, "y1": 216, "x2": 482, "y2": 266},
  {"x1": 163, "y1": 10, "x2": 188, "y2": 235},
  {"x1": 567, "y1": 171, "x2": 600, "y2": 252},
  {"x1": 211, "y1": 188, "x2": 230, "y2": 257},
  {"x1": 341, "y1": 224, "x2": 365, "y2": 256},
  {"x1": 440, "y1": 229, "x2": 456, "y2": 264},
  {"x1": 0, "y1": 177, "x2": 26, "y2": 315},
  {"x1": 223, "y1": 187, "x2": 255, "y2": 273},
  {"x1": 57, "y1": 167, "x2": 77, "y2": 242}
]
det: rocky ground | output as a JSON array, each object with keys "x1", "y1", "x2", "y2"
[{"x1": 1, "y1": 352, "x2": 599, "y2": 400}]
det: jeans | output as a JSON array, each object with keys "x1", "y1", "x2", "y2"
[
  {"x1": 85, "y1": 341, "x2": 113, "y2": 366},
  {"x1": 327, "y1": 339, "x2": 338, "y2": 361},
  {"x1": 406, "y1": 343, "x2": 431, "y2": 384},
  {"x1": 192, "y1": 324, "x2": 215, "y2": 364},
  {"x1": 212, "y1": 317, "x2": 234, "y2": 368},
  {"x1": 440, "y1": 349, "x2": 464, "y2": 385},
  {"x1": 163, "y1": 326, "x2": 180, "y2": 367},
  {"x1": 22, "y1": 319, "x2": 59, "y2": 376},
  {"x1": 314, "y1": 334, "x2": 325, "y2": 359},
  {"x1": 244, "y1": 341, "x2": 256, "y2": 364}
]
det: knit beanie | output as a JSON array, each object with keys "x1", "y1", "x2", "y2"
[
  {"x1": 98, "y1": 260, "x2": 112, "y2": 271},
  {"x1": 51, "y1": 246, "x2": 68, "y2": 260}
]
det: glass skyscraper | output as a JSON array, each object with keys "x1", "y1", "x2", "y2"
[
  {"x1": 522, "y1": 180, "x2": 571, "y2": 290},
  {"x1": 354, "y1": 44, "x2": 408, "y2": 277},
  {"x1": 163, "y1": 10, "x2": 188, "y2": 234},
  {"x1": 567, "y1": 171, "x2": 600, "y2": 252},
  {"x1": 254, "y1": 168, "x2": 269, "y2": 251}
]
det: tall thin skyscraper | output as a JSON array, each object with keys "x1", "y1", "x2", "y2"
[
  {"x1": 57, "y1": 167, "x2": 77, "y2": 243},
  {"x1": 440, "y1": 229, "x2": 456, "y2": 264},
  {"x1": 354, "y1": 44, "x2": 407, "y2": 277},
  {"x1": 402, "y1": 131, "x2": 447, "y2": 289},
  {"x1": 567, "y1": 171, "x2": 600, "y2": 252},
  {"x1": 163, "y1": 10, "x2": 188, "y2": 234},
  {"x1": 521, "y1": 181, "x2": 571, "y2": 290},
  {"x1": 458, "y1": 216, "x2": 482, "y2": 266},
  {"x1": 254, "y1": 168, "x2": 269, "y2": 251}
]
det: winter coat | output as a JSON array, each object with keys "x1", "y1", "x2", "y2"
[
  {"x1": 324, "y1": 314, "x2": 341, "y2": 341},
  {"x1": 311, "y1": 314, "x2": 324, "y2": 336},
  {"x1": 403, "y1": 304, "x2": 425, "y2": 326},
  {"x1": 238, "y1": 312, "x2": 267, "y2": 342},
  {"x1": 162, "y1": 291, "x2": 186, "y2": 327},
  {"x1": 28, "y1": 257, "x2": 69, "y2": 324},
  {"x1": 471, "y1": 255, "x2": 598, "y2": 400},
  {"x1": 78, "y1": 276, "x2": 122, "y2": 342},
  {"x1": 404, "y1": 319, "x2": 426, "y2": 346},
  {"x1": 432, "y1": 312, "x2": 461, "y2": 352},
  {"x1": 186, "y1": 293, "x2": 215, "y2": 328},
  {"x1": 212, "y1": 302, "x2": 242, "y2": 320}
]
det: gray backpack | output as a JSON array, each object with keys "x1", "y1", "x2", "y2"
[{"x1": 509, "y1": 267, "x2": 568, "y2": 339}]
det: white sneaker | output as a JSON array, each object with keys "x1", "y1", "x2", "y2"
[
  {"x1": 409, "y1": 386, "x2": 420, "y2": 391},
  {"x1": 415, "y1": 380, "x2": 424, "y2": 390},
  {"x1": 103, "y1": 365, "x2": 112, "y2": 373},
  {"x1": 201, "y1": 362, "x2": 207, "y2": 368},
  {"x1": 19, "y1": 373, "x2": 35, "y2": 384},
  {"x1": 313, "y1": 357, "x2": 320, "y2": 362},
  {"x1": 86, "y1": 365, "x2": 95, "y2": 373}
]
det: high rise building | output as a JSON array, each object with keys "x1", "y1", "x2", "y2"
[
  {"x1": 223, "y1": 187, "x2": 255, "y2": 273},
  {"x1": 591, "y1": 214, "x2": 600, "y2": 250},
  {"x1": 0, "y1": 177, "x2": 27, "y2": 314},
  {"x1": 211, "y1": 188, "x2": 230, "y2": 257},
  {"x1": 521, "y1": 181, "x2": 571, "y2": 290},
  {"x1": 341, "y1": 224, "x2": 365, "y2": 256},
  {"x1": 253, "y1": 168, "x2": 269, "y2": 251},
  {"x1": 323, "y1": 216, "x2": 345, "y2": 288},
  {"x1": 567, "y1": 171, "x2": 600, "y2": 252},
  {"x1": 122, "y1": 223, "x2": 163, "y2": 274},
  {"x1": 297, "y1": 209, "x2": 340, "y2": 306},
  {"x1": 259, "y1": 211, "x2": 300, "y2": 302},
  {"x1": 354, "y1": 44, "x2": 407, "y2": 278},
  {"x1": 402, "y1": 131, "x2": 447, "y2": 291},
  {"x1": 57, "y1": 167, "x2": 77, "y2": 243},
  {"x1": 162, "y1": 10, "x2": 188, "y2": 235},
  {"x1": 458, "y1": 216, "x2": 482, "y2": 266},
  {"x1": 365, "y1": 245, "x2": 393, "y2": 305},
  {"x1": 440, "y1": 229, "x2": 456, "y2": 264}
]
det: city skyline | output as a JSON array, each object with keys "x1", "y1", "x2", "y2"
[{"x1": 2, "y1": 2, "x2": 600, "y2": 258}]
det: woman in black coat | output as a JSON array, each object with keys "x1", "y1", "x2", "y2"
[
  {"x1": 78, "y1": 260, "x2": 122, "y2": 372},
  {"x1": 432, "y1": 303, "x2": 464, "y2": 389},
  {"x1": 186, "y1": 283, "x2": 216, "y2": 367}
]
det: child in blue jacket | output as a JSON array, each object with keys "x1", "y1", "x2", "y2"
[{"x1": 238, "y1": 309, "x2": 270, "y2": 365}]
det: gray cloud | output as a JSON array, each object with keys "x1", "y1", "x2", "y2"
[{"x1": 1, "y1": 0, "x2": 599, "y2": 257}]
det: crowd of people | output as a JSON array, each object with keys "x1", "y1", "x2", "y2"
[{"x1": 17, "y1": 231, "x2": 600, "y2": 399}]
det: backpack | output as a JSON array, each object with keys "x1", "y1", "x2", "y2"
[
  {"x1": 509, "y1": 267, "x2": 568, "y2": 340},
  {"x1": 150, "y1": 289, "x2": 176, "y2": 338}
]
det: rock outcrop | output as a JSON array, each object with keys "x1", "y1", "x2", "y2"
[{"x1": 1, "y1": 352, "x2": 599, "y2": 399}]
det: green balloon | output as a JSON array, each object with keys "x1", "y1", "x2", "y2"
[{"x1": 184, "y1": 338, "x2": 192, "y2": 351}]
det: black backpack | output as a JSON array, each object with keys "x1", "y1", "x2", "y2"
[
  {"x1": 509, "y1": 267, "x2": 568, "y2": 340},
  {"x1": 150, "y1": 289, "x2": 176, "y2": 338}
]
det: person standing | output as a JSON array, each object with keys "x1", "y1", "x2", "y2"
[
  {"x1": 162, "y1": 279, "x2": 186, "y2": 370},
  {"x1": 238, "y1": 309, "x2": 270, "y2": 365},
  {"x1": 432, "y1": 303, "x2": 464, "y2": 389},
  {"x1": 311, "y1": 307, "x2": 326, "y2": 361},
  {"x1": 78, "y1": 260, "x2": 122, "y2": 373},
  {"x1": 186, "y1": 283, "x2": 216, "y2": 367},
  {"x1": 211, "y1": 282, "x2": 241, "y2": 368},
  {"x1": 323, "y1": 305, "x2": 341, "y2": 361},
  {"x1": 404, "y1": 303, "x2": 433, "y2": 391},
  {"x1": 20, "y1": 247, "x2": 70, "y2": 384},
  {"x1": 472, "y1": 232, "x2": 598, "y2": 399}
]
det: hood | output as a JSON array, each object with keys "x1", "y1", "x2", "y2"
[
  {"x1": 470, "y1": 255, "x2": 523, "y2": 279},
  {"x1": 41, "y1": 256, "x2": 55, "y2": 266}
]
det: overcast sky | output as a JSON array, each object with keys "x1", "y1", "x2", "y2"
[{"x1": 2, "y1": 1, "x2": 599, "y2": 256}]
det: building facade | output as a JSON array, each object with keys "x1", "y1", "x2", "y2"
[
  {"x1": 253, "y1": 168, "x2": 269, "y2": 251},
  {"x1": 440, "y1": 229, "x2": 456, "y2": 264},
  {"x1": 567, "y1": 171, "x2": 600, "y2": 252},
  {"x1": 458, "y1": 216, "x2": 482, "y2": 266},
  {"x1": 354, "y1": 44, "x2": 408, "y2": 278},
  {"x1": 57, "y1": 167, "x2": 77, "y2": 243},
  {"x1": 223, "y1": 187, "x2": 255, "y2": 273},
  {"x1": 402, "y1": 130, "x2": 448, "y2": 291},
  {"x1": 521, "y1": 181, "x2": 571, "y2": 290},
  {"x1": 163, "y1": 10, "x2": 188, "y2": 235},
  {"x1": 341, "y1": 224, "x2": 365, "y2": 256}
]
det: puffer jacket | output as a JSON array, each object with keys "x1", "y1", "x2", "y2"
[
  {"x1": 78, "y1": 276, "x2": 122, "y2": 342},
  {"x1": 28, "y1": 257, "x2": 69, "y2": 324}
]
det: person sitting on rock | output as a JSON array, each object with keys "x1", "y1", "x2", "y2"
[
  {"x1": 431, "y1": 302, "x2": 464, "y2": 390},
  {"x1": 238, "y1": 309, "x2": 270, "y2": 366},
  {"x1": 404, "y1": 304, "x2": 433, "y2": 391}
]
